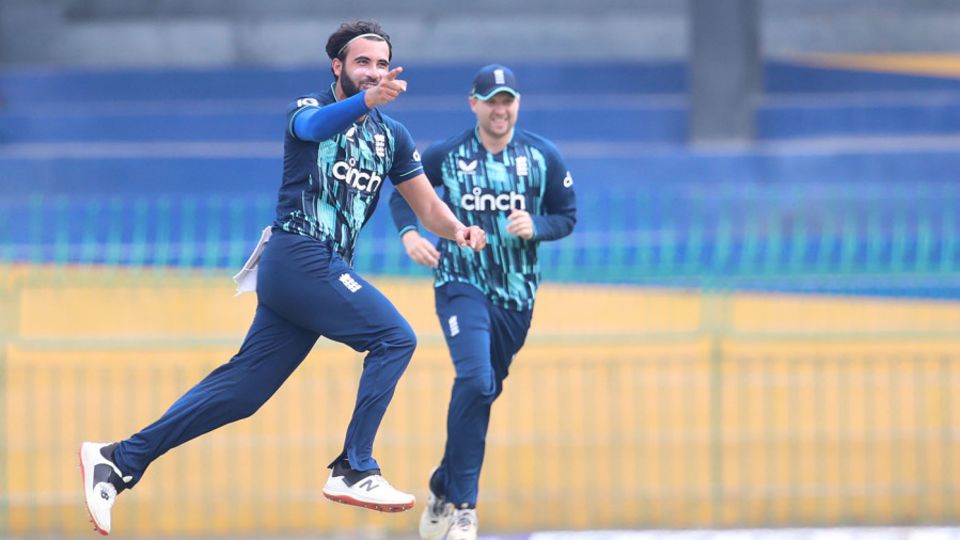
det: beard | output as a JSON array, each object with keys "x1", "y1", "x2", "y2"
[
  {"x1": 340, "y1": 72, "x2": 361, "y2": 98},
  {"x1": 340, "y1": 72, "x2": 377, "y2": 98}
]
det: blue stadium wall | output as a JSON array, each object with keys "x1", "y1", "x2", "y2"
[{"x1": 1, "y1": 60, "x2": 959, "y2": 297}]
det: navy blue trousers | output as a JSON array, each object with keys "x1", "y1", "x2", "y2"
[
  {"x1": 113, "y1": 230, "x2": 417, "y2": 486},
  {"x1": 429, "y1": 282, "x2": 532, "y2": 507}
]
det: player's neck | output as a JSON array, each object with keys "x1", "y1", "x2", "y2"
[
  {"x1": 477, "y1": 128, "x2": 513, "y2": 154},
  {"x1": 334, "y1": 81, "x2": 348, "y2": 102}
]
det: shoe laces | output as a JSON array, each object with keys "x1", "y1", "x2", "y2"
[{"x1": 453, "y1": 508, "x2": 477, "y2": 529}]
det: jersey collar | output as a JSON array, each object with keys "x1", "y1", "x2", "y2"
[{"x1": 473, "y1": 125, "x2": 515, "y2": 154}]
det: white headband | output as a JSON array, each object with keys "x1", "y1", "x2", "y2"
[{"x1": 338, "y1": 33, "x2": 387, "y2": 56}]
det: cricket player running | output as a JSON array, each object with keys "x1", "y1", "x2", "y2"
[
  {"x1": 389, "y1": 64, "x2": 577, "y2": 540},
  {"x1": 80, "y1": 20, "x2": 486, "y2": 535}
]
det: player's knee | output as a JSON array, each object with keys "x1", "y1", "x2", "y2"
[
  {"x1": 493, "y1": 380, "x2": 506, "y2": 400},
  {"x1": 456, "y1": 372, "x2": 497, "y2": 402},
  {"x1": 389, "y1": 319, "x2": 417, "y2": 354},
  {"x1": 370, "y1": 320, "x2": 417, "y2": 375}
]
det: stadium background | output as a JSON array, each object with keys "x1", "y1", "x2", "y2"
[{"x1": 1, "y1": 0, "x2": 959, "y2": 538}]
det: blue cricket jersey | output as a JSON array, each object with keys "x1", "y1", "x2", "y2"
[
  {"x1": 390, "y1": 127, "x2": 577, "y2": 311},
  {"x1": 275, "y1": 83, "x2": 424, "y2": 264}
]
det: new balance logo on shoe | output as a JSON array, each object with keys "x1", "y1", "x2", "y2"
[
  {"x1": 358, "y1": 478, "x2": 379, "y2": 492},
  {"x1": 339, "y1": 273, "x2": 362, "y2": 293}
]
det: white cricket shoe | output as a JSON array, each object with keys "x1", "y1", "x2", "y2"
[
  {"x1": 418, "y1": 489, "x2": 454, "y2": 540},
  {"x1": 321, "y1": 460, "x2": 415, "y2": 513},
  {"x1": 79, "y1": 442, "x2": 132, "y2": 535},
  {"x1": 446, "y1": 508, "x2": 478, "y2": 540}
]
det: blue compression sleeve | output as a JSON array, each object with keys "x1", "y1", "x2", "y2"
[{"x1": 292, "y1": 91, "x2": 370, "y2": 142}]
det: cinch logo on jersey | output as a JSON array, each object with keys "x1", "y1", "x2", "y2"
[
  {"x1": 332, "y1": 158, "x2": 383, "y2": 193},
  {"x1": 460, "y1": 187, "x2": 526, "y2": 212}
]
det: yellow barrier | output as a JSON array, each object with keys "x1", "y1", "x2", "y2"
[
  {"x1": 802, "y1": 53, "x2": 960, "y2": 78},
  {"x1": 1, "y1": 265, "x2": 959, "y2": 534}
]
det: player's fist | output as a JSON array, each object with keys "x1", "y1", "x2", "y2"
[
  {"x1": 364, "y1": 67, "x2": 407, "y2": 108},
  {"x1": 506, "y1": 209, "x2": 535, "y2": 240},
  {"x1": 456, "y1": 225, "x2": 487, "y2": 251},
  {"x1": 401, "y1": 230, "x2": 440, "y2": 268}
]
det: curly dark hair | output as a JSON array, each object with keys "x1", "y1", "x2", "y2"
[{"x1": 325, "y1": 20, "x2": 392, "y2": 63}]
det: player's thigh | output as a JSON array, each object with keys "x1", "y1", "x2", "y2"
[
  {"x1": 231, "y1": 302, "x2": 320, "y2": 385},
  {"x1": 489, "y1": 305, "x2": 533, "y2": 382},
  {"x1": 435, "y1": 283, "x2": 494, "y2": 379},
  {"x1": 317, "y1": 265, "x2": 416, "y2": 353},
  {"x1": 257, "y1": 232, "x2": 413, "y2": 351}
]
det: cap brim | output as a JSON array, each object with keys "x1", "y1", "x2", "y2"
[{"x1": 472, "y1": 86, "x2": 520, "y2": 100}]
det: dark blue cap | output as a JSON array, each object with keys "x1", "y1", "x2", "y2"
[{"x1": 470, "y1": 64, "x2": 520, "y2": 100}]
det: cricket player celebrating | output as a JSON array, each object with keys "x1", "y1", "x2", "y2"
[{"x1": 80, "y1": 20, "x2": 486, "y2": 535}]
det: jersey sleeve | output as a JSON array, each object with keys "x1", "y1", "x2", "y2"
[
  {"x1": 532, "y1": 143, "x2": 577, "y2": 241},
  {"x1": 387, "y1": 121, "x2": 425, "y2": 185},
  {"x1": 419, "y1": 142, "x2": 446, "y2": 188},
  {"x1": 285, "y1": 95, "x2": 322, "y2": 139}
]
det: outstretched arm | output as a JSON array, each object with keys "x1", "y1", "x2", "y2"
[{"x1": 292, "y1": 67, "x2": 410, "y2": 142}]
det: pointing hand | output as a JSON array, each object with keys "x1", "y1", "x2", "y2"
[{"x1": 364, "y1": 67, "x2": 408, "y2": 108}]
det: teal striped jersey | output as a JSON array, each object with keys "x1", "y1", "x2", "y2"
[
  {"x1": 276, "y1": 84, "x2": 423, "y2": 264},
  {"x1": 390, "y1": 127, "x2": 576, "y2": 311}
]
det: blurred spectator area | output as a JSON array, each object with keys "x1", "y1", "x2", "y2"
[{"x1": 2, "y1": 0, "x2": 960, "y2": 66}]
